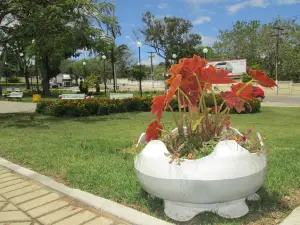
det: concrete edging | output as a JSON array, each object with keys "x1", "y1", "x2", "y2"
[
  {"x1": 0, "y1": 157, "x2": 173, "y2": 225},
  {"x1": 280, "y1": 207, "x2": 300, "y2": 225}
]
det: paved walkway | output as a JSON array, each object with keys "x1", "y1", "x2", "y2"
[
  {"x1": 280, "y1": 207, "x2": 300, "y2": 225},
  {"x1": 0, "y1": 166, "x2": 127, "y2": 225},
  {"x1": 0, "y1": 101, "x2": 36, "y2": 114}
]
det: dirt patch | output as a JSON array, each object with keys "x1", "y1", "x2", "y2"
[{"x1": 245, "y1": 188, "x2": 300, "y2": 225}]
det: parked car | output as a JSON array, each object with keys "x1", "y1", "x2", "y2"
[
  {"x1": 252, "y1": 86, "x2": 265, "y2": 101},
  {"x1": 215, "y1": 62, "x2": 233, "y2": 73}
]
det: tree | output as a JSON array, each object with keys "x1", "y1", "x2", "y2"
[
  {"x1": 1, "y1": 0, "x2": 113, "y2": 96},
  {"x1": 141, "y1": 12, "x2": 202, "y2": 72},
  {"x1": 195, "y1": 46, "x2": 219, "y2": 61},
  {"x1": 213, "y1": 18, "x2": 300, "y2": 81},
  {"x1": 213, "y1": 20, "x2": 261, "y2": 65},
  {"x1": 130, "y1": 64, "x2": 150, "y2": 96}
]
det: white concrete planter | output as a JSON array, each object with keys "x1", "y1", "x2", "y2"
[{"x1": 134, "y1": 137, "x2": 266, "y2": 222}]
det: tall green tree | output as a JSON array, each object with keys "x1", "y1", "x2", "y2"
[
  {"x1": 213, "y1": 20, "x2": 261, "y2": 65},
  {"x1": 1, "y1": 0, "x2": 113, "y2": 96},
  {"x1": 140, "y1": 12, "x2": 202, "y2": 72},
  {"x1": 213, "y1": 18, "x2": 300, "y2": 81}
]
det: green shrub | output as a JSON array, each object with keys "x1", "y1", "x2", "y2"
[
  {"x1": 36, "y1": 95, "x2": 260, "y2": 117},
  {"x1": 7, "y1": 75, "x2": 21, "y2": 83}
]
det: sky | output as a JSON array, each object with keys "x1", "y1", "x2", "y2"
[{"x1": 90, "y1": 0, "x2": 300, "y2": 65}]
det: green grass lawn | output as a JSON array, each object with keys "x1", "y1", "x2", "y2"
[{"x1": 0, "y1": 107, "x2": 299, "y2": 224}]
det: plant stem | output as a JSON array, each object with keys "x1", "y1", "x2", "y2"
[
  {"x1": 177, "y1": 90, "x2": 183, "y2": 135},
  {"x1": 168, "y1": 105, "x2": 179, "y2": 128}
]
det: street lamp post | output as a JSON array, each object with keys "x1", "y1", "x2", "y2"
[
  {"x1": 203, "y1": 48, "x2": 208, "y2": 59},
  {"x1": 137, "y1": 41, "x2": 142, "y2": 97},
  {"x1": 82, "y1": 61, "x2": 87, "y2": 94},
  {"x1": 102, "y1": 55, "x2": 107, "y2": 96},
  {"x1": 4, "y1": 62, "x2": 8, "y2": 88},
  {"x1": 0, "y1": 49, "x2": 2, "y2": 95},
  {"x1": 172, "y1": 53, "x2": 177, "y2": 64},
  {"x1": 31, "y1": 39, "x2": 39, "y2": 92}
]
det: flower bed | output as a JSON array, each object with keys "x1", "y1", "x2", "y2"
[{"x1": 36, "y1": 95, "x2": 260, "y2": 117}]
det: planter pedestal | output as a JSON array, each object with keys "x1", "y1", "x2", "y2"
[{"x1": 164, "y1": 194, "x2": 260, "y2": 221}]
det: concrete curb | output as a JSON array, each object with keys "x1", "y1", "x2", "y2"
[
  {"x1": 280, "y1": 206, "x2": 300, "y2": 225},
  {"x1": 0, "y1": 157, "x2": 173, "y2": 225}
]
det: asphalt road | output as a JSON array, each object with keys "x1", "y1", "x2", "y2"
[{"x1": 262, "y1": 96, "x2": 300, "y2": 107}]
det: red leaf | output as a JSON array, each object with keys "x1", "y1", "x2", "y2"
[
  {"x1": 182, "y1": 55, "x2": 207, "y2": 71},
  {"x1": 220, "y1": 91, "x2": 246, "y2": 113},
  {"x1": 145, "y1": 120, "x2": 163, "y2": 142},
  {"x1": 196, "y1": 66, "x2": 234, "y2": 85},
  {"x1": 165, "y1": 74, "x2": 182, "y2": 106},
  {"x1": 151, "y1": 95, "x2": 165, "y2": 121},
  {"x1": 231, "y1": 83, "x2": 254, "y2": 100},
  {"x1": 250, "y1": 70, "x2": 277, "y2": 87}
]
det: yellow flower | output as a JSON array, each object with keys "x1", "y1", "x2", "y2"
[
  {"x1": 232, "y1": 136, "x2": 239, "y2": 142},
  {"x1": 188, "y1": 153, "x2": 193, "y2": 159}
]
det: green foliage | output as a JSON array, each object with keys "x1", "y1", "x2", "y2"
[
  {"x1": 7, "y1": 75, "x2": 21, "y2": 83},
  {"x1": 1, "y1": 0, "x2": 115, "y2": 95},
  {"x1": 36, "y1": 94, "x2": 260, "y2": 117},
  {"x1": 130, "y1": 65, "x2": 148, "y2": 81},
  {"x1": 214, "y1": 18, "x2": 300, "y2": 81},
  {"x1": 241, "y1": 73, "x2": 252, "y2": 82},
  {"x1": 36, "y1": 97, "x2": 153, "y2": 117},
  {"x1": 141, "y1": 12, "x2": 202, "y2": 60}
]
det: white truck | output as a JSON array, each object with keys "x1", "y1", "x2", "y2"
[{"x1": 50, "y1": 74, "x2": 72, "y2": 88}]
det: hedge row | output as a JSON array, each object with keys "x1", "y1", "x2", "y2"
[{"x1": 36, "y1": 95, "x2": 261, "y2": 117}]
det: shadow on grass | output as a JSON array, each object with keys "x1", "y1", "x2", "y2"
[
  {"x1": 39, "y1": 112, "x2": 144, "y2": 124},
  {"x1": 0, "y1": 112, "x2": 145, "y2": 128},
  {"x1": 140, "y1": 187, "x2": 288, "y2": 225},
  {"x1": 1, "y1": 117, "x2": 49, "y2": 129}
]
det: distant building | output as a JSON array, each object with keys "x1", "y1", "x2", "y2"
[{"x1": 50, "y1": 74, "x2": 72, "y2": 87}]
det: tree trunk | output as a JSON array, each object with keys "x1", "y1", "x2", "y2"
[
  {"x1": 24, "y1": 68, "x2": 30, "y2": 90},
  {"x1": 96, "y1": 81, "x2": 100, "y2": 93},
  {"x1": 139, "y1": 77, "x2": 142, "y2": 97},
  {"x1": 42, "y1": 55, "x2": 51, "y2": 96},
  {"x1": 165, "y1": 58, "x2": 168, "y2": 90},
  {"x1": 111, "y1": 49, "x2": 116, "y2": 92}
]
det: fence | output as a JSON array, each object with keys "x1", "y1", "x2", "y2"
[{"x1": 111, "y1": 79, "x2": 300, "y2": 96}]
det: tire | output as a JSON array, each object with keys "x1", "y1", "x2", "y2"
[{"x1": 256, "y1": 96, "x2": 264, "y2": 102}]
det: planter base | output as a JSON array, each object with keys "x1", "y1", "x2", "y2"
[{"x1": 164, "y1": 193, "x2": 260, "y2": 222}]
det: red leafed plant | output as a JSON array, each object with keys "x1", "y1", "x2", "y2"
[{"x1": 145, "y1": 55, "x2": 276, "y2": 161}]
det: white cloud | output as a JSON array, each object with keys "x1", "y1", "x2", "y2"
[
  {"x1": 193, "y1": 16, "x2": 211, "y2": 25},
  {"x1": 277, "y1": 0, "x2": 300, "y2": 4},
  {"x1": 125, "y1": 36, "x2": 131, "y2": 39},
  {"x1": 227, "y1": 2, "x2": 248, "y2": 13},
  {"x1": 227, "y1": 0, "x2": 269, "y2": 14},
  {"x1": 202, "y1": 36, "x2": 218, "y2": 46},
  {"x1": 158, "y1": 3, "x2": 168, "y2": 9}
]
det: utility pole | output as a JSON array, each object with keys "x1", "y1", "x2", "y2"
[
  {"x1": 272, "y1": 26, "x2": 284, "y2": 96},
  {"x1": 148, "y1": 52, "x2": 155, "y2": 88}
]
